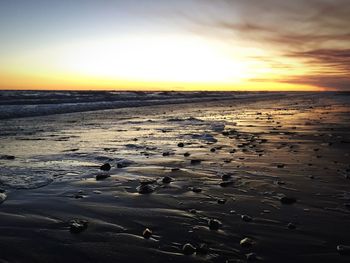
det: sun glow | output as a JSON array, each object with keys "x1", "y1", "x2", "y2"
[{"x1": 56, "y1": 36, "x2": 256, "y2": 84}]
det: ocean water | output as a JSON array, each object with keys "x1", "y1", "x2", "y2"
[{"x1": 0, "y1": 90, "x2": 272, "y2": 119}]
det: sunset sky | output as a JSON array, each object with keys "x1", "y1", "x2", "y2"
[{"x1": 0, "y1": 0, "x2": 349, "y2": 91}]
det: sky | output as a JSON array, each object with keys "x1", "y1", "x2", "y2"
[{"x1": 0, "y1": 0, "x2": 349, "y2": 91}]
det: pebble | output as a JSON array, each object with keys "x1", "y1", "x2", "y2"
[
  {"x1": 182, "y1": 243, "x2": 196, "y2": 255},
  {"x1": 0, "y1": 192, "x2": 7, "y2": 204},
  {"x1": 208, "y1": 219, "x2": 221, "y2": 230},
  {"x1": 240, "y1": 237, "x2": 254, "y2": 248},
  {"x1": 178, "y1": 142, "x2": 185, "y2": 147},
  {"x1": 191, "y1": 159, "x2": 201, "y2": 165},
  {"x1": 196, "y1": 243, "x2": 209, "y2": 255},
  {"x1": 220, "y1": 181, "x2": 234, "y2": 187},
  {"x1": 96, "y1": 174, "x2": 110, "y2": 180},
  {"x1": 277, "y1": 164, "x2": 285, "y2": 168},
  {"x1": 162, "y1": 176, "x2": 173, "y2": 184},
  {"x1": 2, "y1": 155, "x2": 15, "y2": 160},
  {"x1": 192, "y1": 187, "x2": 202, "y2": 193},
  {"x1": 69, "y1": 219, "x2": 88, "y2": 234},
  {"x1": 137, "y1": 184, "x2": 155, "y2": 194},
  {"x1": 337, "y1": 245, "x2": 350, "y2": 255},
  {"x1": 287, "y1": 223, "x2": 296, "y2": 229},
  {"x1": 241, "y1": 215, "x2": 253, "y2": 222},
  {"x1": 221, "y1": 173, "x2": 232, "y2": 181},
  {"x1": 184, "y1": 152, "x2": 190, "y2": 157},
  {"x1": 217, "y1": 199, "x2": 227, "y2": 204},
  {"x1": 142, "y1": 228, "x2": 152, "y2": 239},
  {"x1": 280, "y1": 196, "x2": 297, "y2": 204},
  {"x1": 246, "y1": 252, "x2": 257, "y2": 261},
  {"x1": 100, "y1": 163, "x2": 111, "y2": 171}
]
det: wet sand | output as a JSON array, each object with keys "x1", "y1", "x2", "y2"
[{"x1": 1, "y1": 92, "x2": 350, "y2": 262}]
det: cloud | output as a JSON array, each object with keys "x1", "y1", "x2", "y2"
[{"x1": 184, "y1": 0, "x2": 350, "y2": 90}]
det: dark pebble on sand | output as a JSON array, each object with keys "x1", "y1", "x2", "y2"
[
  {"x1": 210, "y1": 148, "x2": 216, "y2": 152},
  {"x1": 138, "y1": 184, "x2": 155, "y2": 194},
  {"x1": 337, "y1": 245, "x2": 350, "y2": 255},
  {"x1": 246, "y1": 252, "x2": 257, "y2": 261},
  {"x1": 191, "y1": 159, "x2": 201, "y2": 165},
  {"x1": 220, "y1": 181, "x2": 234, "y2": 187},
  {"x1": 183, "y1": 243, "x2": 196, "y2": 255},
  {"x1": 2, "y1": 155, "x2": 15, "y2": 160},
  {"x1": 96, "y1": 173, "x2": 110, "y2": 180},
  {"x1": 117, "y1": 163, "x2": 126, "y2": 168},
  {"x1": 287, "y1": 223, "x2": 296, "y2": 229},
  {"x1": 69, "y1": 219, "x2": 88, "y2": 234},
  {"x1": 277, "y1": 164, "x2": 285, "y2": 168},
  {"x1": 240, "y1": 237, "x2": 253, "y2": 248},
  {"x1": 208, "y1": 219, "x2": 221, "y2": 230},
  {"x1": 178, "y1": 142, "x2": 184, "y2": 147},
  {"x1": 0, "y1": 193, "x2": 7, "y2": 204},
  {"x1": 217, "y1": 199, "x2": 227, "y2": 204},
  {"x1": 100, "y1": 163, "x2": 111, "y2": 171},
  {"x1": 196, "y1": 243, "x2": 209, "y2": 255},
  {"x1": 241, "y1": 215, "x2": 253, "y2": 222},
  {"x1": 184, "y1": 152, "x2": 190, "y2": 157},
  {"x1": 142, "y1": 228, "x2": 152, "y2": 239},
  {"x1": 221, "y1": 173, "x2": 232, "y2": 181},
  {"x1": 192, "y1": 187, "x2": 202, "y2": 193},
  {"x1": 280, "y1": 196, "x2": 297, "y2": 205},
  {"x1": 162, "y1": 176, "x2": 172, "y2": 184}
]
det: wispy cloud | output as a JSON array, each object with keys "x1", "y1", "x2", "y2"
[{"x1": 184, "y1": 0, "x2": 350, "y2": 90}]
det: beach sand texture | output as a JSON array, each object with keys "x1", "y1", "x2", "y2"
[{"x1": 0, "y1": 92, "x2": 350, "y2": 262}]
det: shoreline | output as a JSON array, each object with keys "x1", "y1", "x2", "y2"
[{"x1": 0, "y1": 92, "x2": 350, "y2": 262}]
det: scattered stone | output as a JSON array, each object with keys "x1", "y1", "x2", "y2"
[
  {"x1": 246, "y1": 252, "x2": 257, "y2": 261},
  {"x1": 117, "y1": 163, "x2": 126, "y2": 168},
  {"x1": 184, "y1": 152, "x2": 190, "y2": 157},
  {"x1": 189, "y1": 209, "x2": 197, "y2": 214},
  {"x1": 217, "y1": 199, "x2": 227, "y2": 204},
  {"x1": 210, "y1": 148, "x2": 216, "y2": 152},
  {"x1": 182, "y1": 243, "x2": 196, "y2": 255},
  {"x1": 277, "y1": 164, "x2": 285, "y2": 168},
  {"x1": 221, "y1": 173, "x2": 232, "y2": 181},
  {"x1": 100, "y1": 163, "x2": 111, "y2": 171},
  {"x1": 162, "y1": 176, "x2": 172, "y2": 184},
  {"x1": 192, "y1": 187, "x2": 202, "y2": 193},
  {"x1": 220, "y1": 181, "x2": 234, "y2": 187},
  {"x1": 280, "y1": 196, "x2": 297, "y2": 205},
  {"x1": 137, "y1": 184, "x2": 155, "y2": 194},
  {"x1": 163, "y1": 152, "x2": 170, "y2": 156},
  {"x1": 178, "y1": 142, "x2": 185, "y2": 147},
  {"x1": 287, "y1": 223, "x2": 296, "y2": 229},
  {"x1": 196, "y1": 243, "x2": 209, "y2": 255},
  {"x1": 241, "y1": 215, "x2": 253, "y2": 222},
  {"x1": 171, "y1": 168, "x2": 180, "y2": 172},
  {"x1": 69, "y1": 219, "x2": 88, "y2": 234},
  {"x1": 142, "y1": 228, "x2": 152, "y2": 239},
  {"x1": 96, "y1": 173, "x2": 110, "y2": 180},
  {"x1": 208, "y1": 219, "x2": 221, "y2": 230},
  {"x1": 337, "y1": 245, "x2": 350, "y2": 255},
  {"x1": 0, "y1": 192, "x2": 7, "y2": 204},
  {"x1": 191, "y1": 159, "x2": 201, "y2": 165},
  {"x1": 1, "y1": 155, "x2": 15, "y2": 160},
  {"x1": 240, "y1": 237, "x2": 254, "y2": 248}
]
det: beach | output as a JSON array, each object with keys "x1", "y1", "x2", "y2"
[{"x1": 1, "y1": 92, "x2": 350, "y2": 262}]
